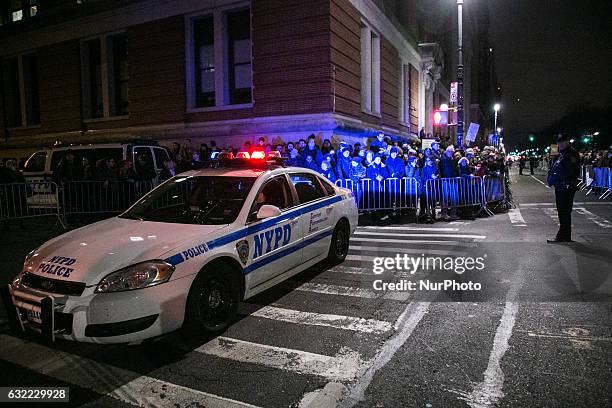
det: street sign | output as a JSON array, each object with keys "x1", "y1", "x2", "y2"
[
  {"x1": 450, "y1": 82, "x2": 458, "y2": 103},
  {"x1": 421, "y1": 138, "x2": 436, "y2": 150},
  {"x1": 465, "y1": 122, "x2": 480, "y2": 142}
]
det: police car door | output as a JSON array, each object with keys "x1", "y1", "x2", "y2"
[
  {"x1": 289, "y1": 173, "x2": 335, "y2": 263},
  {"x1": 246, "y1": 175, "x2": 302, "y2": 287}
]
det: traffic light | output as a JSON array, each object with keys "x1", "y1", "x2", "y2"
[
  {"x1": 433, "y1": 110, "x2": 448, "y2": 126},
  {"x1": 528, "y1": 135, "x2": 535, "y2": 142},
  {"x1": 583, "y1": 136, "x2": 591, "y2": 144}
]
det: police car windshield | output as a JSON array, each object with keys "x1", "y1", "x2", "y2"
[{"x1": 121, "y1": 176, "x2": 255, "y2": 225}]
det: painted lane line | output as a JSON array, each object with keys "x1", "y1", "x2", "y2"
[
  {"x1": 336, "y1": 302, "x2": 432, "y2": 407},
  {"x1": 195, "y1": 336, "x2": 365, "y2": 382},
  {"x1": 542, "y1": 207, "x2": 560, "y2": 225},
  {"x1": 239, "y1": 304, "x2": 392, "y2": 334},
  {"x1": 575, "y1": 207, "x2": 612, "y2": 228},
  {"x1": 354, "y1": 231, "x2": 486, "y2": 240},
  {"x1": 530, "y1": 175, "x2": 550, "y2": 189},
  {"x1": 0, "y1": 334, "x2": 258, "y2": 408},
  {"x1": 349, "y1": 246, "x2": 452, "y2": 256},
  {"x1": 293, "y1": 282, "x2": 380, "y2": 299},
  {"x1": 357, "y1": 226, "x2": 459, "y2": 232},
  {"x1": 455, "y1": 267, "x2": 524, "y2": 408},
  {"x1": 508, "y1": 208, "x2": 526, "y2": 227},
  {"x1": 350, "y1": 237, "x2": 476, "y2": 247}
]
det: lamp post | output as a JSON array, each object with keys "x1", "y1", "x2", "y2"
[
  {"x1": 493, "y1": 103, "x2": 500, "y2": 134},
  {"x1": 456, "y1": 0, "x2": 464, "y2": 148}
]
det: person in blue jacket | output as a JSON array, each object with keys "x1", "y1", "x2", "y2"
[
  {"x1": 303, "y1": 153, "x2": 320, "y2": 172},
  {"x1": 301, "y1": 134, "x2": 323, "y2": 165},
  {"x1": 367, "y1": 154, "x2": 388, "y2": 179},
  {"x1": 369, "y1": 132, "x2": 386, "y2": 153},
  {"x1": 319, "y1": 160, "x2": 337, "y2": 183},
  {"x1": 287, "y1": 147, "x2": 301, "y2": 167},
  {"x1": 419, "y1": 156, "x2": 439, "y2": 222},
  {"x1": 336, "y1": 147, "x2": 352, "y2": 180},
  {"x1": 386, "y1": 147, "x2": 405, "y2": 179}
]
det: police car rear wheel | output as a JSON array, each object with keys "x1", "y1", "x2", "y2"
[
  {"x1": 184, "y1": 269, "x2": 240, "y2": 335},
  {"x1": 328, "y1": 221, "x2": 350, "y2": 263}
]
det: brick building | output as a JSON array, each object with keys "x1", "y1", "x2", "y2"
[{"x1": 0, "y1": 0, "x2": 497, "y2": 159}]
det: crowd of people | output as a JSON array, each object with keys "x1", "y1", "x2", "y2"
[{"x1": 580, "y1": 149, "x2": 612, "y2": 168}]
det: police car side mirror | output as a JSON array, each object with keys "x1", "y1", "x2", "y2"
[{"x1": 257, "y1": 204, "x2": 282, "y2": 219}]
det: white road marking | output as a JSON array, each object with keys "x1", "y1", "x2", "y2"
[
  {"x1": 351, "y1": 237, "x2": 475, "y2": 247},
  {"x1": 508, "y1": 208, "x2": 526, "y2": 226},
  {"x1": 357, "y1": 226, "x2": 459, "y2": 232},
  {"x1": 354, "y1": 231, "x2": 486, "y2": 240},
  {"x1": 0, "y1": 334, "x2": 258, "y2": 408},
  {"x1": 294, "y1": 282, "x2": 379, "y2": 299},
  {"x1": 530, "y1": 175, "x2": 550, "y2": 188},
  {"x1": 543, "y1": 207, "x2": 560, "y2": 225},
  {"x1": 348, "y1": 246, "x2": 452, "y2": 256},
  {"x1": 574, "y1": 207, "x2": 612, "y2": 228},
  {"x1": 455, "y1": 267, "x2": 524, "y2": 408},
  {"x1": 240, "y1": 304, "x2": 392, "y2": 334},
  {"x1": 520, "y1": 202, "x2": 612, "y2": 206},
  {"x1": 335, "y1": 302, "x2": 432, "y2": 407},
  {"x1": 195, "y1": 337, "x2": 365, "y2": 382}
]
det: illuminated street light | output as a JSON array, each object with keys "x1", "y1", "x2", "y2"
[
  {"x1": 493, "y1": 104, "x2": 501, "y2": 134},
  {"x1": 570, "y1": 139, "x2": 575, "y2": 143},
  {"x1": 440, "y1": 103, "x2": 449, "y2": 111},
  {"x1": 593, "y1": 131, "x2": 600, "y2": 136},
  {"x1": 497, "y1": 127, "x2": 502, "y2": 133},
  {"x1": 494, "y1": 103, "x2": 501, "y2": 112}
]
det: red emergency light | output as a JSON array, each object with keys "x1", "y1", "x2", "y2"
[{"x1": 433, "y1": 110, "x2": 448, "y2": 126}]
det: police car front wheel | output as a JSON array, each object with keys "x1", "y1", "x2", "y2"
[
  {"x1": 328, "y1": 220, "x2": 350, "y2": 263},
  {"x1": 184, "y1": 268, "x2": 241, "y2": 336}
]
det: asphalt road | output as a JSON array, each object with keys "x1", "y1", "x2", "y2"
[{"x1": 0, "y1": 166, "x2": 611, "y2": 407}]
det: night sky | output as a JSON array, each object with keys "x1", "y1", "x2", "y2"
[{"x1": 488, "y1": 0, "x2": 612, "y2": 141}]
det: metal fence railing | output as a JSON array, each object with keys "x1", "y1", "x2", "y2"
[
  {"x1": 425, "y1": 176, "x2": 488, "y2": 215},
  {"x1": 0, "y1": 182, "x2": 64, "y2": 227},
  {"x1": 335, "y1": 177, "x2": 420, "y2": 211}
]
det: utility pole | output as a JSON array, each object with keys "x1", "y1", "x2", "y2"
[{"x1": 456, "y1": 0, "x2": 464, "y2": 148}]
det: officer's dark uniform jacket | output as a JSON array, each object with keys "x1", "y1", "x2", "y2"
[{"x1": 547, "y1": 147, "x2": 580, "y2": 190}]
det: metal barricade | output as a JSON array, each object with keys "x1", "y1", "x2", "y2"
[
  {"x1": 60, "y1": 180, "x2": 155, "y2": 218},
  {"x1": 603, "y1": 168, "x2": 612, "y2": 199},
  {"x1": 482, "y1": 174, "x2": 507, "y2": 214},
  {"x1": 587, "y1": 167, "x2": 610, "y2": 198},
  {"x1": 0, "y1": 181, "x2": 64, "y2": 226},
  {"x1": 425, "y1": 176, "x2": 486, "y2": 214},
  {"x1": 335, "y1": 177, "x2": 419, "y2": 212}
]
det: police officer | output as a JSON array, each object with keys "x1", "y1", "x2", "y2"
[{"x1": 547, "y1": 134, "x2": 580, "y2": 243}]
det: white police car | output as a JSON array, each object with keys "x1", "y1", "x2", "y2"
[{"x1": 2, "y1": 158, "x2": 358, "y2": 344}]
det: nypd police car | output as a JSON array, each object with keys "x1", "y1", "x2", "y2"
[{"x1": 2, "y1": 157, "x2": 358, "y2": 344}]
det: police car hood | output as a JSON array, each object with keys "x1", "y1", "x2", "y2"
[{"x1": 29, "y1": 217, "x2": 228, "y2": 285}]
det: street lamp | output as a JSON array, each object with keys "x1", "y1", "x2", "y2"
[
  {"x1": 493, "y1": 103, "x2": 501, "y2": 134},
  {"x1": 456, "y1": 0, "x2": 464, "y2": 148}
]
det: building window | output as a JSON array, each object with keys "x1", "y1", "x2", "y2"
[
  {"x1": 399, "y1": 64, "x2": 410, "y2": 123},
  {"x1": 187, "y1": 6, "x2": 252, "y2": 110},
  {"x1": 81, "y1": 33, "x2": 129, "y2": 119},
  {"x1": 6, "y1": 0, "x2": 37, "y2": 23},
  {"x1": 2, "y1": 53, "x2": 40, "y2": 128},
  {"x1": 193, "y1": 16, "x2": 215, "y2": 107},
  {"x1": 360, "y1": 23, "x2": 380, "y2": 115},
  {"x1": 227, "y1": 9, "x2": 252, "y2": 105}
]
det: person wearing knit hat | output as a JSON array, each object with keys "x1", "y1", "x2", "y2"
[
  {"x1": 336, "y1": 147, "x2": 352, "y2": 179},
  {"x1": 386, "y1": 146, "x2": 405, "y2": 178},
  {"x1": 366, "y1": 153, "x2": 388, "y2": 182}
]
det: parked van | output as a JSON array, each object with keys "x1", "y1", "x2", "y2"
[{"x1": 22, "y1": 141, "x2": 171, "y2": 181}]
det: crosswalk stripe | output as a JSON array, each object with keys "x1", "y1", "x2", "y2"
[
  {"x1": 575, "y1": 207, "x2": 612, "y2": 228},
  {"x1": 0, "y1": 334, "x2": 258, "y2": 408},
  {"x1": 349, "y1": 246, "x2": 452, "y2": 255},
  {"x1": 357, "y1": 226, "x2": 459, "y2": 232},
  {"x1": 354, "y1": 231, "x2": 486, "y2": 240},
  {"x1": 195, "y1": 336, "x2": 365, "y2": 382},
  {"x1": 350, "y1": 237, "x2": 476, "y2": 247},
  {"x1": 508, "y1": 208, "x2": 526, "y2": 226},
  {"x1": 240, "y1": 304, "x2": 392, "y2": 334},
  {"x1": 294, "y1": 282, "x2": 379, "y2": 299}
]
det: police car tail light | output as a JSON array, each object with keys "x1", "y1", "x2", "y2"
[{"x1": 95, "y1": 260, "x2": 175, "y2": 293}]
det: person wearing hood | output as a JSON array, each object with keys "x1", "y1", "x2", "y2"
[
  {"x1": 322, "y1": 153, "x2": 335, "y2": 169},
  {"x1": 336, "y1": 147, "x2": 352, "y2": 179},
  {"x1": 386, "y1": 147, "x2": 405, "y2": 178},
  {"x1": 366, "y1": 154, "x2": 388, "y2": 182},
  {"x1": 349, "y1": 156, "x2": 366, "y2": 183},
  {"x1": 303, "y1": 153, "x2": 320, "y2": 172},
  {"x1": 319, "y1": 160, "x2": 337, "y2": 183},
  {"x1": 405, "y1": 155, "x2": 421, "y2": 179},
  {"x1": 301, "y1": 134, "x2": 323, "y2": 165}
]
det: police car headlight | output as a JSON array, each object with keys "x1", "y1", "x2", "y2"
[
  {"x1": 22, "y1": 248, "x2": 39, "y2": 272},
  {"x1": 95, "y1": 260, "x2": 175, "y2": 293}
]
